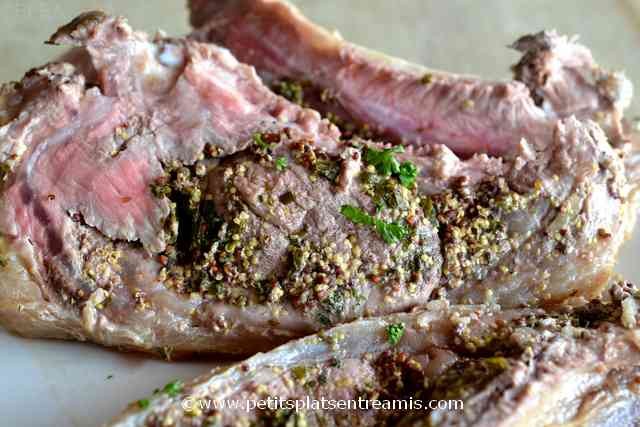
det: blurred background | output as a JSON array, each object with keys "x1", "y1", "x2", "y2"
[{"x1": 0, "y1": 1, "x2": 639, "y2": 426}]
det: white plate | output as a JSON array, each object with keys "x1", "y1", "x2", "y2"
[{"x1": 1, "y1": 1, "x2": 638, "y2": 425}]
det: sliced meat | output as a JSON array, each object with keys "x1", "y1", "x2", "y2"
[
  {"x1": 415, "y1": 119, "x2": 633, "y2": 308},
  {"x1": 0, "y1": 13, "x2": 438, "y2": 355},
  {"x1": 0, "y1": 13, "x2": 633, "y2": 356},
  {"x1": 106, "y1": 282, "x2": 640, "y2": 427},
  {"x1": 189, "y1": 0, "x2": 632, "y2": 156}
]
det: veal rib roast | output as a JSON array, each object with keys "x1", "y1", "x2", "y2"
[
  {"x1": 189, "y1": 0, "x2": 633, "y2": 155},
  {"x1": 0, "y1": 11, "x2": 637, "y2": 356},
  {"x1": 109, "y1": 281, "x2": 640, "y2": 427}
]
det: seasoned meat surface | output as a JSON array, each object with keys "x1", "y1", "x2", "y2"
[
  {"x1": 107, "y1": 282, "x2": 640, "y2": 427},
  {"x1": 0, "y1": 12, "x2": 635, "y2": 356}
]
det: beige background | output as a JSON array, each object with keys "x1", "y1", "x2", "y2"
[{"x1": 0, "y1": 1, "x2": 639, "y2": 426}]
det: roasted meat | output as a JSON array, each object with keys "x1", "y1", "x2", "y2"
[
  {"x1": 189, "y1": 0, "x2": 633, "y2": 156},
  {"x1": 0, "y1": 12, "x2": 635, "y2": 356},
  {"x1": 0, "y1": 12, "x2": 435, "y2": 354},
  {"x1": 107, "y1": 282, "x2": 640, "y2": 427}
]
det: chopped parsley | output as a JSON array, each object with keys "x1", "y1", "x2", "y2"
[
  {"x1": 275, "y1": 156, "x2": 289, "y2": 171},
  {"x1": 275, "y1": 80, "x2": 304, "y2": 105},
  {"x1": 253, "y1": 133, "x2": 274, "y2": 151},
  {"x1": 364, "y1": 146, "x2": 418, "y2": 188},
  {"x1": 162, "y1": 380, "x2": 184, "y2": 397},
  {"x1": 386, "y1": 322, "x2": 405, "y2": 345},
  {"x1": 134, "y1": 379, "x2": 183, "y2": 411},
  {"x1": 365, "y1": 146, "x2": 404, "y2": 176},
  {"x1": 398, "y1": 161, "x2": 418, "y2": 187},
  {"x1": 375, "y1": 221, "x2": 408, "y2": 244},
  {"x1": 340, "y1": 205, "x2": 408, "y2": 244},
  {"x1": 340, "y1": 205, "x2": 374, "y2": 226}
]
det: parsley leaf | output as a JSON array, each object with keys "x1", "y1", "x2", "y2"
[
  {"x1": 162, "y1": 380, "x2": 184, "y2": 397},
  {"x1": 398, "y1": 161, "x2": 418, "y2": 188},
  {"x1": 275, "y1": 156, "x2": 288, "y2": 171},
  {"x1": 276, "y1": 80, "x2": 304, "y2": 105},
  {"x1": 365, "y1": 146, "x2": 418, "y2": 188},
  {"x1": 253, "y1": 133, "x2": 274, "y2": 151},
  {"x1": 340, "y1": 205, "x2": 374, "y2": 226},
  {"x1": 375, "y1": 219, "x2": 409, "y2": 244},
  {"x1": 365, "y1": 146, "x2": 404, "y2": 176},
  {"x1": 341, "y1": 205, "x2": 408, "y2": 244},
  {"x1": 137, "y1": 399, "x2": 150, "y2": 409},
  {"x1": 386, "y1": 322, "x2": 405, "y2": 345}
]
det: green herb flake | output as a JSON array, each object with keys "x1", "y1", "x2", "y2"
[
  {"x1": 137, "y1": 399, "x2": 150, "y2": 409},
  {"x1": 365, "y1": 146, "x2": 404, "y2": 176},
  {"x1": 253, "y1": 133, "x2": 274, "y2": 151},
  {"x1": 163, "y1": 380, "x2": 184, "y2": 397},
  {"x1": 386, "y1": 322, "x2": 405, "y2": 345},
  {"x1": 375, "y1": 219, "x2": 409, "y2": 244},
  {"x1": 340, "y1": 205, "x2": 374, "y2": 226},
  {"x1": 365, "y1": 146, "x2": 419, "y2": 188},
  {"x1": 275, "y1": 156, "x2": 288, "y2": 171},
  {"x1": 341, "y1": 205, "x2": 408, "y2": 244},
  {"x1": 398, "y1": 161, "x2": 418, "y2": 188},
  {"x1": 276, "y1": 80, "x2": 304, "y2": 105},
  {"x1": 0, "y1": 256, "x2": 7, "y2": 268},
  {"x1": 315, "y1": 158, "x2": 340, "y2": 181}
]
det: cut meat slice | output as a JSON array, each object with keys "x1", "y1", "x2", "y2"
[
  {"x1": 189, "y1": 0, "x2": 633, "y2": 156},
  {"x1": 0, "y1": 13, "x2": 439, "y2": 355},
  {"x1": 0, "y1": 13, "x2": 634, "y2": 356},
  {"x1": 106, "y1": 281, "x2": 640, "y2": 427},
  {"x1": 188, "y1": 0, "x2": 638, "y2": 306}
]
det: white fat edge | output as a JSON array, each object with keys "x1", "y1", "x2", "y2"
[
  {"x1": 136, "y1": 41, "x2": 186, "y2": 88},
  {"x1": 189, "y1": 54, "x2": 257, "y2": 116},
  {"x1": 215, "y1": 46, "x2": 242, "y2": 68},
  {"x1": 337, "y1": 147, "x2": 362, "y2": 193},
  {"x1": 622, "y1": 297, "x2": 638, "y2": 329},
  {"x1": 602, "y1": 71, "x2": 633, "y2": 112},
  {"x1": 157, "y1": 44, "x2": 185, "y2": 68},
  {"x1": 1, "y1": 112, "x2": 40, "y2": 173}
]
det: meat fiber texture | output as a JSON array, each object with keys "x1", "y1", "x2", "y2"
[
  {"x1": 189, "y1": 0, "x2": 640, "y2": 305},
  {"x1": 108, "y1": 282, "x2": 640, "y2": 427},
  {"x1": 0, "y1": 7, "x2": 636, "y2": 359},
  {"x1": 190, "y1": 0, "x2": 634, "y2": 155}
]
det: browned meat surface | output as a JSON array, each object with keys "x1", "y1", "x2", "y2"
[
  {"x1": 0, "y1": 11, "x2": 636, "y2": 356},
  {"x1": 189, "y1": 0, "x2": 633, "y2": 156},
  {"x1": 107, "y1": 282, "x2": 640, "y2": 427}
]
